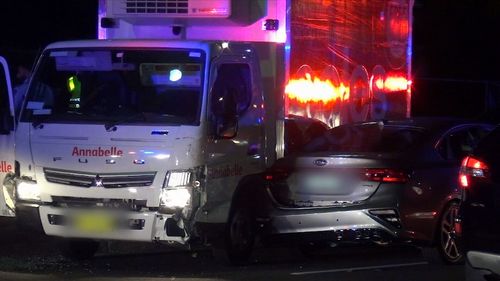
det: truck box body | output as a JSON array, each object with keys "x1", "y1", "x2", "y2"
[
  {"x1": 1, "y1": 0, "x2": 413, "y2": 251},
  {"x1": 286, "y1": 0, "x2": 412, "y2": 127},
  {"x1": 98, "y1": 0, "x2": 287, "y2": 42},
  {"x1": 98, "y1": 0, "x2": 412, "y2": 127}
]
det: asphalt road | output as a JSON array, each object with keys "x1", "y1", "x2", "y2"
[{"x1": 0, "y1": 217, "x2": 463, "y2": 281}]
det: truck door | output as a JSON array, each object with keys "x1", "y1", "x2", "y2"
[
  {"x1": 0, "y1": 56, "x2": 16, "y2": 217},
  {"x1": 203, "y1": 53, "x2": 266, "y2": 223}
]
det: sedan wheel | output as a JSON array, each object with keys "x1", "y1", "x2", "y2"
[{"x1": 438, "y1": 202, "x2": 463, "y2": 264}]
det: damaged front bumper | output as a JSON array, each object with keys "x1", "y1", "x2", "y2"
[
  {"x1": 1, "y1": 173, "x2": 16, "y2": 217},
  {"x1": 18, "y1": 202, "x2": 192, "y2": 243},
  {"x1": 37, "y1": 205, "x2": 190, "y2": 244}
]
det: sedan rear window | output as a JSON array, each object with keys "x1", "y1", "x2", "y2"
[{"x1": 304, "y1": 123, "x2": 426, "y2": 153}]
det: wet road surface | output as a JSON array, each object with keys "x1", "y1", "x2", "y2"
[{"x1": 0, "y1": 217, "x2": 463, "y2": 281}]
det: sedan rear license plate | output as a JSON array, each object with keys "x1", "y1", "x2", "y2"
[{"x1": 305, "y1": 174, "x2": 339, "y2": 189}]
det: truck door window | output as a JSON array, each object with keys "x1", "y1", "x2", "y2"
[
  {"x1": 0, "y1": 64, "x2": 8, "y2": 111},
  {"x1": 211, "y1": 63, "x2": 252, "y2": 119},
  {"x1": 0, "y1": 64, "x2": 12, "y2": 132},
  {"x1": 210, "y1": 63, "x2": 252, "y2": 138}
]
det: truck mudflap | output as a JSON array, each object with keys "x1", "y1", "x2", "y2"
[{"x1": 1, "y1": 173, "x2": 16, "y2": 217}]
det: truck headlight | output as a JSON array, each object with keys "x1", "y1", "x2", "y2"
[
  {"x1": 166, "y1": 170, "x2": 192, "y2": 188},
  {"x1": 160, "y1": 188, "x2": 191, "y2": 209},
  {"x1": 17, "y1": 180, "x2": 41, "y2": 201},
  {"x1": 160, "y1": 171, "x2": 194, "y2": 210}
]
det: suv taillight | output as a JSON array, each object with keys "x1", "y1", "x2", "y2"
[{"x1": 459, "y1": 156, "x2": 489, "y2": 189}]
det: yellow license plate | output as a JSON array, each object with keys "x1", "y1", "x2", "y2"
[{"x1": 74, "y1": 213, "x2": 115, "y2": 233}]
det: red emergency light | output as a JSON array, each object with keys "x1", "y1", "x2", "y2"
[
  {"x1": 285, "y1": 73, "x2": 346, "y2": 105},
  {"x1": 384, "y1": 75, "x2": 411, "y2": 92}
]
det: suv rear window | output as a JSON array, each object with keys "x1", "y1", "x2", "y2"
[{"x1": 475, "y1": 127, "x2": 500, "y2": 157}]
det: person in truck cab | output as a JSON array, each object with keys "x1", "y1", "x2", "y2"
[{"x1": 13, "y1": 63, "x2": 31, "y2": 118}]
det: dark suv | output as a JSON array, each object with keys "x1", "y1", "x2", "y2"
[{"x1": 458, "y1": 126, "x2": 500, "y2": 280}]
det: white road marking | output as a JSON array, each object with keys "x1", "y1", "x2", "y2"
[{"x1": 291, "y1": 261, "x2": 428, "y2": 275}]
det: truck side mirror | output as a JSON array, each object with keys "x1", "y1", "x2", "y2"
[{"x1": 215, "y1": 114, "x2": 238, "y2": 139}]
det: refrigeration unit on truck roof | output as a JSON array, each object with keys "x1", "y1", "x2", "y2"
[
  {"x1": 98, "y1": 0, "x2": 287, "y2": 43},
  {"x1": 107, "y1": 0, "x2": 232, "y2": 19}
]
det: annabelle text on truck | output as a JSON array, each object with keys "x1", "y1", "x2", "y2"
[{"x1": 2, "y1": 0, "x2": 418, "y2": 263}]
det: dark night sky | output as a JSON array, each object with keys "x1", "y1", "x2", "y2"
[
  {"x1": 412, "y1": 0, "x2": 500, "y2": 119},
  {"x1": 1, "y1": 0, "x2": 499, "y2": 120},
  {"x1": 0, "y1": 1, "x2": 97, "y2": 64},
  {"x1": 414, "y1": 0, "x2": 500, "y2": 80}
]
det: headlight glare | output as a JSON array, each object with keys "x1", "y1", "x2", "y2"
[
  {"x1": 17, "y1": 180, "x2": 41, "y2": 201},
  {"x1": 160, "y1": 188, "x2": 191, "y2": 209}
]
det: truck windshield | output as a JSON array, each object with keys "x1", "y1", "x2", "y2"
[{"x1": 21, "y1": 48, "x2": 205, "y2": 126}]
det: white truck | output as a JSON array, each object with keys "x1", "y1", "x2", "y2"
[
  {"x1": 0, "y1": 56, "x2": 15, "y2": 217},
  {"x1": 1, "y1": 0, "x2": 413, "y2": 261}
]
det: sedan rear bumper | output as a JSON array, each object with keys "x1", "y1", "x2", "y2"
[
  {"x1": 261, "y1": 208, "x2": 400, "y2": 244},
  {"x1": 268, "y1": 209, "x2": 394, "y2": 235}
]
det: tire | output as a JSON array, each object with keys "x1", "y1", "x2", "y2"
[
  {"x1": 60, "y1": 239, "x2": 100, "y2": 261},
  {"x1": 436, "y1": 201, "x2": 464, "y2": 264},
  {"x1": 223, "y1": 206, "x2": 256, "y2": 265}
]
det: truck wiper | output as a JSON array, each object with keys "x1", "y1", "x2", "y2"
[
  {"x1": 31, "y1": 114, "x2": 53, "y2": 129},
  {"x1": 104, "y1": 112, "x2": 148, "y2": 132},
  {"x1": 32, "y1": 111, "x2": 82, "y2": 129}
]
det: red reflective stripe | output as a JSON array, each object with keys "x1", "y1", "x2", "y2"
[{"x1": 364, "y1": 168, "x2": 407, "y2": 183}]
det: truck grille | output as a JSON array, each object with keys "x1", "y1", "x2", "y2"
[
  {"x1": 125, "y1": 0, "x2": 188, "y2": 14},
  {"x1": 44, "y1": 168, "x2": 156, "y2": 188},
  {"x1": 51, "y1": 196, "x2": 147, "y2": 211}
]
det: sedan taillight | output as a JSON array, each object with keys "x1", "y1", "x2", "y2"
[
  {"x1": 459, "y1": 156, "x2": 489, "y2": 189},
  {"x1": 363, "y1": 168, "x2": 408, "y2": 183}
]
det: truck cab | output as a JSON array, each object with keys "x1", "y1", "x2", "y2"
[
  {"x1": 3, "y1": 0, "x2": 287, "y2": 259},
  {"x1": 0, "y1": 56, "x2": 15, "y2": 217}
]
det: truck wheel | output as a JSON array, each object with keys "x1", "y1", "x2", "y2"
[
  {"x1": 60, "y1": 239, "x2": 100, "y2": 260},
  {"x1": 437, "y1": 201, "x2": 464, "y2": 264},
  {"x1": 224, "y1": 206, "x2": 255, "y2": 265}
]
